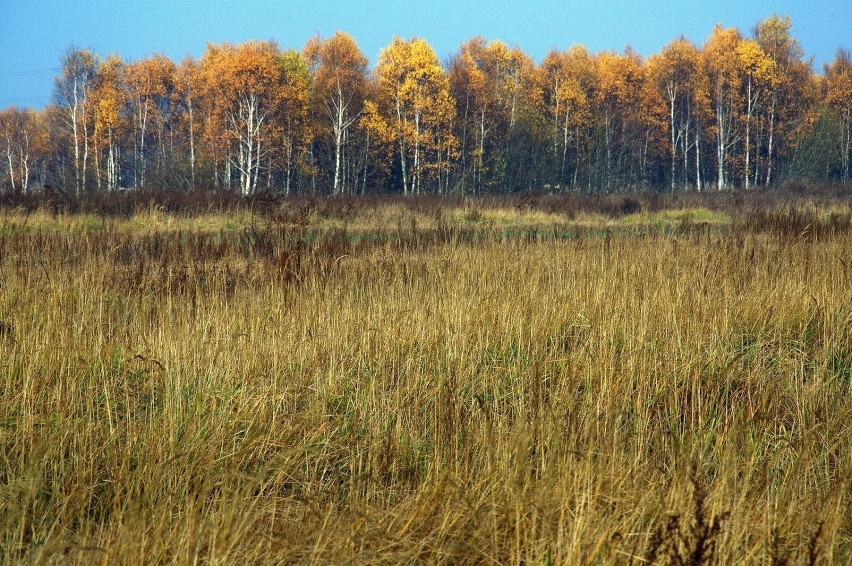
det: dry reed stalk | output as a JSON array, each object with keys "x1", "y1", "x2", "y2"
[{"x1": 0, "y1": 200, "x2": 849, "y2": 564}]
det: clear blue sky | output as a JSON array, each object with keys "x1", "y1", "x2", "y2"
[{"x1": 0, "y1": 0, "x2": 849, "y2": 109}]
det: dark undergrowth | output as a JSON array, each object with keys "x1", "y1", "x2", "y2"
[{"x1": 1, "y1": 182, "x2": 849, "y2": 221}]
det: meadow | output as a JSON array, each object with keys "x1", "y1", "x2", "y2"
[{"x1": 0, "y1": 189, "x2": 850, "y2": 564}]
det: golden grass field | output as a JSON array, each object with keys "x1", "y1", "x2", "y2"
[{"x1": 0, "y1": 196, "x2": 850, "y2": 564}]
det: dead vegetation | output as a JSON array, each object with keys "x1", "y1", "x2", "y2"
[{"x1": 0, "y1": 193, "x2": 850, "y2": 564}]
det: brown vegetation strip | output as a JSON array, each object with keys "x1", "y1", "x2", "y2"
[{"x1": 0, "y1": 205, "x2": 850, "y2": 563}]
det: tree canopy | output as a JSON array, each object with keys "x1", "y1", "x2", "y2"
[{"x1": 2, "y1": 18, "x2": 849, "y2": 194}]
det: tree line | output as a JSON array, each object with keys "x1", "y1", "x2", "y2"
[{"x1": 1, "y1": 15, "x2": 850, "y2": 196}]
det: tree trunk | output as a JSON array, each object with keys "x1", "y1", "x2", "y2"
[
  {"x1": 844, "y1": 108, "x2": 851, "y2": 184},
  {"x1": 766, "y1": 98, "x2": 776, "y2": 186},
  {"x1": 695, "y1": 127, "x2": 702, "y2": 192},
  {"x1": 716, "y1": 102, "x2": 726, "y2": 191},
  {"x1": 669, "y1": 86, "x2": 677, "y2": 192},
  {"x1": 137, "y1": 102, "x2": 149, "y2": 189},
  {"x1": 82, "y1": 113, "x2": 89, "y2": 192},
  {"x1": 333, "y1": 106, "x2": 343, "y2": 195},
  {"x1": 188, "y1": 101, "x2": 196, "y2": 189},
  {"x1": 396, "y1": 94, "x2": 408, "y2": 195},
  {"x1": 4, "y1": 133, "x2": 15, "y2": 193},
  {"x1": 72, "y1": 83, "x2": 81, "y2": 195},
  {"x1": 20, "y1": 131, "x2": 30, "y2": 193},
  {"x1": 413, "y1": 111, "x2": 421, "y2": 194},
  {"x1": 744, "y1": 77, "x2": 754, "y2": 190}
]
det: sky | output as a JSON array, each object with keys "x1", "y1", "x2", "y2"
[{"x1": 0, "y1": 0, "x2": 849, "y2": 109}]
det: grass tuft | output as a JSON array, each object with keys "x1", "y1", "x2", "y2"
[{"x1": 0, "y1": 192, "x2": 849, "y2": 563}]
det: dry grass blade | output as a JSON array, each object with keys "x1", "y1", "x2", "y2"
[{"x1": 0, "y1": 194, "x2": 850, "y2": 564}]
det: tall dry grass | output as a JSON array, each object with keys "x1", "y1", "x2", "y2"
[{"x1": 0, "y1": 204, "x2": 850, "y2": 564}]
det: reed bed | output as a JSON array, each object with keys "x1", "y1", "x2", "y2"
[{"x1": 0, "y1": 203, "x2": 850, "y2": 564}]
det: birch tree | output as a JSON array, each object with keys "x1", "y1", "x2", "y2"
[
  {"x1": 91, "y1": 55, "x2": 125, "y2": 191},
  {"x1": 755, "y1": 15, "x2": 810, "y2": 186},
  {"x1": 647, "y1": 38, "x2": 705, "y2": 191},
  {"x1": 304, "y1": 32, "x2": 369, "y2": 195},
  {"x1": 200, "y1": 42, "x2": 288, "y2": 195},
  {"x1": 703, "y1": 26, "x2": 743, "y2": 190},
  {"x1": 125, "y1": 54, "x2": 175, "y2": 188},
  {"x1": 52, "y1": 46, "x2": 98, "y2": 194},
  {"x1": 174, "y1": 57, "x2": 201, "y2": 189},
  {"x1": 539, "y1": 49, "x2": 592, "y2": 188},
  {"x1": 368, "y1": 37, "x2": 457, "y2": 195},
  {"x1": 0, "y1": 108, "x2": 43, "y2": 192},
  {"x1": 736, "y1": 40, "x2": 776, "y2": 189},
  {"x1": 825, "y1": 49, "x2": 852, "y2": 184}
]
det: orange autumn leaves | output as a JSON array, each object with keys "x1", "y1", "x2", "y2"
[
  {"x1": 366, "y1": 37, "x2": 457, "y2": 195},
  {"x1": 198, "y1": 42, "x2": 311, "y2": 195},
  {"x1": 305, "y1": 32, "x2": 369, "y2": 195},
  {"x1": 5, "y1": 17, "x2": 849, "y2": 195}
]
